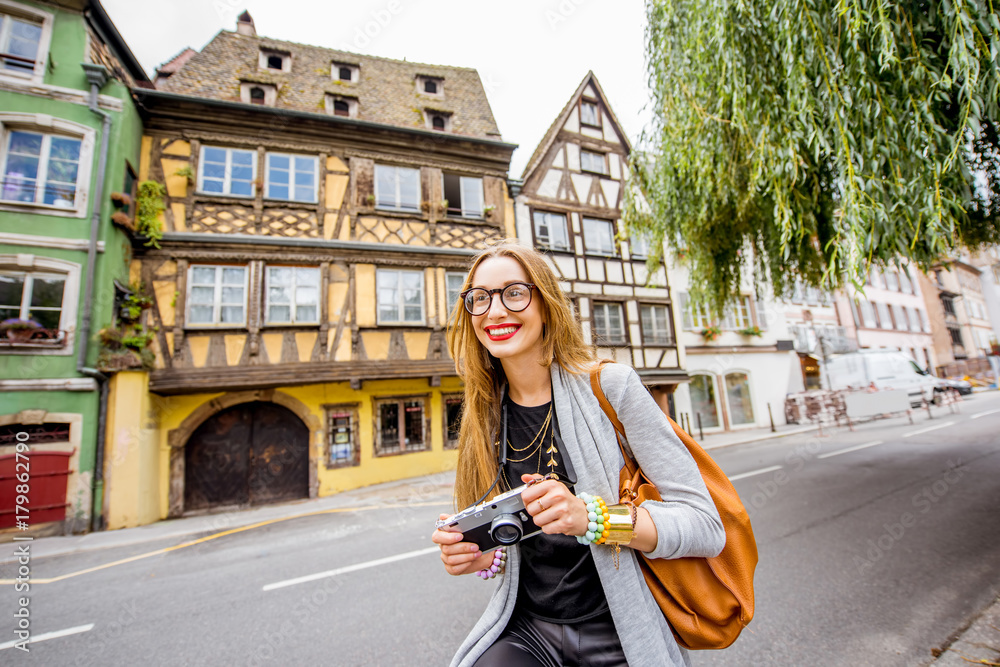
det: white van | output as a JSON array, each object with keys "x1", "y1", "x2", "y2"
[{"x1": 824, "y1": 350, "x2": 937, "y2": 406}]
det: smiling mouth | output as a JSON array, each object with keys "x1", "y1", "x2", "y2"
[{"x1": 484, "y1": 324, "x2": 520, "y2": 340}]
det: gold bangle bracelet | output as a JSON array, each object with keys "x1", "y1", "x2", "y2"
[{"x1": 604, "y1": 504, "x2": 634, "y2": 545}]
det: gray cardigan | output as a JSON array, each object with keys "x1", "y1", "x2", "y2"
[{"x1": 450, "y1": 363, "x2": 726, "y2": 667}]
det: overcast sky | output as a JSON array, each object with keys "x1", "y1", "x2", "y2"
[{"x1": 101, "y1": 0, "x2": 652, "y2": 177}]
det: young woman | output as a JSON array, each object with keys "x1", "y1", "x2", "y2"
[{"x1": 432, "y1": 240, "x2": 725, "y2": 667}]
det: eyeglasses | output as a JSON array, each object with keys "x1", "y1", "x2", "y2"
[{"x1": 460, "y1": 282, "x2": 537, "y2": 316}]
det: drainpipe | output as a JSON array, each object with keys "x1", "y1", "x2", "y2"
[{"x1": 80, "y1": 62, "x2": 111, "y2": 532}]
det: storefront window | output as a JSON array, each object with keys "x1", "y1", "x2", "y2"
[
  {"x1": 725, "y1": 372, "x2": 755, "y2": 426},
  {"x1": 689, "y1": 374, "x2": 720, "y2": 429}
]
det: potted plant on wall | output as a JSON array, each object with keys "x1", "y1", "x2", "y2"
[
  {"x1": 701, "y1": 324, "x2": 722, "y2": 342},
  {"x1": 738, "y1": 325, "x2": 763, "y2": 338}
]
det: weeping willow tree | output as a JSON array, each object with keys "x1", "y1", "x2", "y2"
[{"x1": 625, "y1": 0, "x2": 1000, "y2": 314}]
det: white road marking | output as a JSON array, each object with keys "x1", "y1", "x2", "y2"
[
  {"x1": 971, "y1": 408, "x2": 1000, "y2": 420},
  {"x1": 727, "y1": 465, "x2": 783, "y2": 482},
  {"x1": 903, "y1": 421, "x2": 955, "y2": 438},
  {"x1": 263, "y1": 546, "x2": 440, "y2": 591},
  {"x1": 818, "y1": 440, "x2": 884, "y2": 460},
  {"x1": 0, "y1": 623, "x2": 94, "y2": 651}
]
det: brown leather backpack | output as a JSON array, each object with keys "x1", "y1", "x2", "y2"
[{"x1": 590, "y1": 363, "x2": 757, "y2": 650}]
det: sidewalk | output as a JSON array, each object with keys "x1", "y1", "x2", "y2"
[{"x1": 929, "y1": 595, "x2": 1000, "y2": 666}]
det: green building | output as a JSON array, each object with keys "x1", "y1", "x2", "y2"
[{"x1": 0, "y1": 0, "x2": 148, "y2": 534}]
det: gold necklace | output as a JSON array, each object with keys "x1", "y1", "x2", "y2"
[{"x1": 506, "y1": 404, "x2": 552, "y2": 454}]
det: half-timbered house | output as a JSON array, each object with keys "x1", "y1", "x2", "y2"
[
  {"x1": 512, "y1": 72, "x2": 684, "y2": 414},
  {"x1": 103, "y1": 13, "x2": 514, "y2": 526}
]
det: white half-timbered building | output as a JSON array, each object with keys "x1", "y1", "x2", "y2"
[{"x1": 512, "y1": 72, "x2": 685, "y2": 414}]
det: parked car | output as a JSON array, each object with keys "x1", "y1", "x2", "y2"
[
  {"x1": 824, "y1": 350, "x2": 937, "y2": 406},
  {"x1": 926, "y1": 375, "x2": 974, "y2": 395}
]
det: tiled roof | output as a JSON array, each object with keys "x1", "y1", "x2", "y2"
[
  {"x1": 157, "y1": 30, "x2": 503, "y2": 140},
  {"x1": 156, "y1": 47, "x2": 198, "y2": 77}
]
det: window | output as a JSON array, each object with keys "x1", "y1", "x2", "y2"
[
  {"x1": 885, "y1": 271, "x2": 900, "y2": 291},
  {"x1": 2, "y1": 130, "x2": 82, "y2": 208},
  {"x1": 325, "y1": 95, "x2": 358, "y2": 118},
  {"x1": 724, "y1": 296, "x2": 752, "y2": 330},
  {"x1": 592, "y1": 302, "x2": 625, "y2": 344},
  {"x1": 198, "y1": 146, "x2": 255, "y2": 197},
  {"x1": 377, "y1": 269, "x2": 424, "y2": 324},
  {"x1": 332, "y1": 62, "x2": 358, "y2": 82},
  {"x1": 375, "y1": 397, "x2": 427, "y2": 455},
  {"x1": 265, "y1": 153, "x2": 318, "y2": 203},
  {"x1": 916, "y1": 308, "x2": 930, "y2": 333},
  {"x1": 0, "y1": 270, "x2": 64, "y2": 329},
  {"x1": 239, "y1": 82, "x2": 276, "y2": 106},
  {"x1": 417, "y1": 76, "x2": 443, "y2": 96},
  {"x1": 326, "y1": 405, "x2": 359, "y2": 467},
  {"x1": 899, "y1": 268, "x2": 913, "y2": 294},
  {"x1": 443, "y1": 395, "x2": 462, "y2": 450},
  {"x1": 0, "y1": 422, "x2": 69, "y2": 445},
  {"x1": 258, "y1": 49, "x2": 290, "y2": 72},
  {"x1": 582, "y1": 218, "x2": 616, "y2": 256},
  {"x1": 892, "y1": 304, "x2": 909, "y2": 331},
  {"x1": 533, "y1": 211, "x2": 570, "y2": 251},
  {"x1": 445, "y1": 272, "x2": 465, "y2": 317},
  {"x1": 858, "y1": 299, "x2": 877, "y2": 328},
  {"x1": 0, "y1": 9, "x2": 45, "y2": 77},
  {"x1": 685, "y1": 297, "x2": 713, "y2": 330},
  {"x1": 425, "y1": 111, "x2": 451, "y2": 132},
  {"x1": 948, "y1": 326, "x2": 963, "y2": 346},
  {"x1": 689, "y1": 374, "x2": 720, "y2": 429},
  {"x1": 942, "y1": 296, "x2": 956, "y2": 317},
  {"x1": 641, "y1": 304, "x2": 672, "y2": 345},
  {"x1": 187, "y1": 265, "x2": 246, "y2": 326},
  {"x1": 442, "y1": 174, "x2": 484, "y2": 218},
  {"x1": 374, "y1": 164, "x2": 420, "y2": 212},
  {"x1": 876, "y1": 302, "x2": 893, "y2": 329},
  {"x1": 580, "y1": 100, "x2": 600, "y2": 126},
  {"x1": 266, "y1": 266, "x2": 319, "y2": 324},
  {"x1": 580, "y1": 150, "x2": 607, "y2": 174},
  {"x1": 725, "y1": 372, "x2": 755, "y2": 426},
  {"x1": 630, "y1": 233, "x2": 651, "y2": 259}
]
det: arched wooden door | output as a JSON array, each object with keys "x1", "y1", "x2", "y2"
[{"x1": 184, "y1": 401, "x2": 309, "y2": 512}]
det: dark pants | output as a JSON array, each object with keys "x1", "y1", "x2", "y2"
[{"x1": 473, "y1": 611, "x2": 628, "y2": 667}]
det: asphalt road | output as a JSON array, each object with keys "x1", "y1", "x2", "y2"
[{"x1": 1, "y1": 393, "x2": 998, "y2": 666}]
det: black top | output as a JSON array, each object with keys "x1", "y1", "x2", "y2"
[{"x1": 503, "y1": 397, "x2": 609, "y2": 623}]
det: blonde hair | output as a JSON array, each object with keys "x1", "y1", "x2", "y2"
[{"x1": 447, "y1": 240, "x2": 595, "y2": 509}]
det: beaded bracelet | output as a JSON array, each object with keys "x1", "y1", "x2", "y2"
[
  {"x1": 576, "y1": 492, "x2": 610, "y2": 545},
  {"x1": 476, "y1": 547, "x2": 507, "y2": 580}
]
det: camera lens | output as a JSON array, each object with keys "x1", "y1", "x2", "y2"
[{"x1": 489, "y1": 514, "x2": 522, "y2": 545}]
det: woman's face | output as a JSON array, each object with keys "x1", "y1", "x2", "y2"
[{"x1": 468, "y1": 256, "x2": 546, "y2": 367}]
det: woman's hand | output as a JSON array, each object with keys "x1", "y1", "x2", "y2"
[
  {"x1": 432, "y1": 514, "x2": 497, "y2": 576},
  {"x1": 520, "y1": 474, "x2": 589, "y2": 538}
]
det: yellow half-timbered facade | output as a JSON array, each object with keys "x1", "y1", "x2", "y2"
[{"x1": 101, "y1": 13, "x2": 514, "y2": 528}]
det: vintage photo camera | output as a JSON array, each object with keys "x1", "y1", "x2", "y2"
[{"x1": 436, "y1": 483, "x2": 541, "y2": 552}]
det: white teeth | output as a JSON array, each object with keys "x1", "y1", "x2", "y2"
[{"x1": 488, "y1": 326, "x2": 517, "y2": 336}]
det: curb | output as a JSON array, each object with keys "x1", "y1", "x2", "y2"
[{"x1": 929, "y1": 595, "x2": 1000, "y2": 666}]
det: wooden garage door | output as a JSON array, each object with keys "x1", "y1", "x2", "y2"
[{"x1": 184, "y1": 402, "x2": 309, "y2": 511}]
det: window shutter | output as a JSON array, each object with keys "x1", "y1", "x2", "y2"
[
  {"x1": 679, "y1": 292, "x2": 692, "y2": 330},
  {"x1": 353, "y1": 158, "x2": 374, "y2": 207},
  {"x1": 755, "y1": 299, "x2": 769, "y2": 330}
]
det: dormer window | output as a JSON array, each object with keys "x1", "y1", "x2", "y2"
[
  {"x1": 416, "y1": 75, "x2": 443, "y2": 97},
  {"x1": 332, "y1": 62, "x2": 359, "y2": 83},
  {"x1": 258, "y1": 48, "x2": 291, "y2": 73},
  {"x1": 425, "y1": 111, "x2": 451, "y2": 132},
  {"x1": 325, "y1": 94, "x2": 358, "y2": 118},
  {"x1": 240, "y1": 82, "x2": 276, "y2": 106}
]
